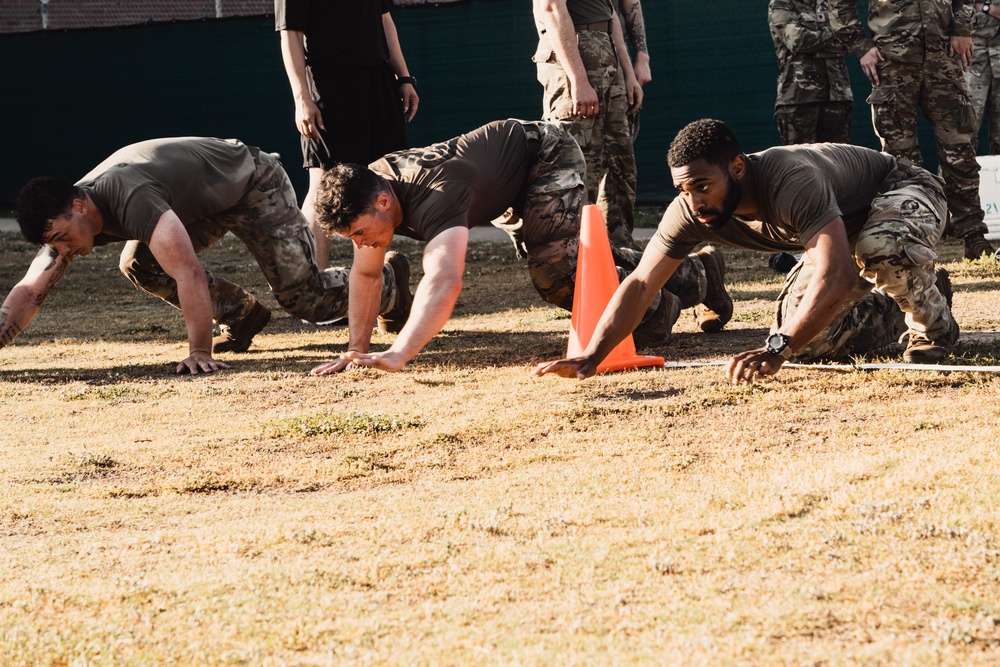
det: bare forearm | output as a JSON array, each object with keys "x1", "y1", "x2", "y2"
[
  {"x1": 383, "y1": 16, "x2": 411, "y2": 78},
  {"x1": 174, "y1": 272, "x2": 215, "y2": 355},
  {"x1": 1, "y1": 248, "x2": 69, "y2": 349},
  {"x1": 585, "y1": 275, "x2": 657, "y2": 363},
  {"x1": 778, "y1": 272, "x2": 856, "y2": 351},
  {"x1": 618, "y1": 0, "x2": 647, "y2": 54},
  {"x1": 387, "y1": 274, "x2": 461, "y2": 363},
  {"x1": 0, "y1": 295, "x2": 34, "y2": 349},
  {"x1": 347, "y1": 270, "x2": 381, "y2": 353},
  {"x1": 279, "y1": 31, "x2": 311, "y2": 101}
]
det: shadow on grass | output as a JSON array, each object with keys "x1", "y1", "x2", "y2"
[
  {"x1": 0, "y1": 362, "x2": 185, "y2": 385},
  {"x1": 230, "y1": 329, "x2": 572, "y2": 373},
  {"x1": 952, "y1": 278, "x2": 1000, "y2": 294}
]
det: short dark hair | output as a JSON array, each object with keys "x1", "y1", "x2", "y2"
[
  {"x1": 15, "y1": 177, "x2": 83, "y2": 245},
  {"x1": 314, "y1": 163, "x2": 389, "y2": 236},
  {"x1": 667, "y1": 119, "x2": 743, "y2": 169}
]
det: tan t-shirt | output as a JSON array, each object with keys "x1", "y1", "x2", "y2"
[
  {"x1": 649, "y1": 143, "x2": 898, "y2": 259},
  {"x1": 371, "y1": 120, "x2": 540, "y2": 241},
  {"x1": 79, "y1": 137, "x2": 257, "y2": 247}
]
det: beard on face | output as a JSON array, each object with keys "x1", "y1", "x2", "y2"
[{"x1": 695, "y1": 172, "x2": 742, "y2": 230}]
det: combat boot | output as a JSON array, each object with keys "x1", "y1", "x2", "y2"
[
  {"x1": 694, "y1": 245, "x2": 733, "y2": 333},
  {"x1": 377, "y1": 251, "x2": 413, "y2": 334},
  {"x1": 633, "y1": 288, "x2": 682, "y2": 348},
  {"x1": 213, "y1": 300, "x2": 272, "y2": 353},
  {"x1": 963, "y1": 232, "x2": 995, "y2": 261},
  {"x1": 903, "y1": 318, "x2": 959, "y2": 363},
  {"x1": 934, "y1": 266, "x2": 953, "y2": 308},
  {"x1": 902, "y1": 268, "x2": 958, "y2": 363}
]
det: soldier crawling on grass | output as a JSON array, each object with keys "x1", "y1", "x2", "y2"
[
  {"x1": 2, "y1": 137, "x2": 408, "y2": 374},
  {"x1": 536, "y1": 119, "x2": 960, "y2": 384},
  {"x1": 308, "y1": 119, "x2": 733, "y2": 375}
]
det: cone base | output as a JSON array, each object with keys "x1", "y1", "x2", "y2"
[{"x1": 596, "y1": 354, "x2": 665, "y2": 374}]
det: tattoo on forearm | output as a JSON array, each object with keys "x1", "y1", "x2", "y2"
[
  {"x1": 621, "y1": 0, "x2": 648, "y2": 53},
  {"x1": 0, "y1": 311, "x2": 23, "y2": 348},
  {"x1": 34, "y1": 255, "x2": 72, "y2": 307},
  {"x1": 43, "y1": 246, "x2": 59, "y2": 272}
]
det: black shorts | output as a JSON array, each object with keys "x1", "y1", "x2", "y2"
[{"x1": 302, "y1": 61, "x2": 407, "y2": 169}]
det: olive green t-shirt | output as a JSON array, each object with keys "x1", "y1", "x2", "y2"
[
  {"x1": 78, "y1": 137, "x2": 257, "y2": 247},
  {"x1": 371, "y1": 120, "x2": 540, "y2": 241},
  {"x1": 649, "y1": 143, "x2": 899, "y2": 259},
  {"x1": 566, "y1": 0, "x2": 613, "y2": 25}
]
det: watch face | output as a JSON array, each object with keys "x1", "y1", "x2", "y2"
[{"x1": 766, "y1": 333, "x2": 788, "y2": 353}]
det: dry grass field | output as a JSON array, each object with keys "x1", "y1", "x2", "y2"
[{"x1": 2, "y1": 226, "x2": 1000, "y2": 665}]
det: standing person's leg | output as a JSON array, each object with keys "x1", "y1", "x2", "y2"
[
  {"x1": 774, "y1": 103, "x2": 821, "y2": 145},
  {"x1": 537, "y1": 31, "x2": 623, "y2": 243},
  {"x1": 869, "y1": 61, "x2": 923, "y2": 164},
  {"x1": 597, "y1": 54, "x2": 638, "y2": 249},
  {"x1": 815, "y1": 101, "x2": 853, "y2": 144},
  {"x1": 302, "y1": 168, "x2": 329, "y2": 270},
  {"x1": 921, "y1": 51, "x2": 991, "y2": 257},
  {"x1": 964, "y1": 37, "x2": 992, "y2": 153},
  {"x1": 986, "y1": 65, "x2": 1000, "y2": 154}
]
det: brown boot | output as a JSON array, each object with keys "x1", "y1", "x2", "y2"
[
  {"x1": 903, "y1": 317, "x2": 959, "y2": 363},
  {"x1": 694, "y1": 245, "x2": 733, "y2": 333},
  {"x1": 633, "y1": 289, "x2": 682, "y2": 348},
  {"x1": 935, "y1": 266, "x2": 953, "y2": 309},
  {"x1": 903, "y1": 266, "x2": 958, "y2": 362},
  {"x1": 963, "y1": 233, "x2": 995, "y2": 261},
  {"x1": 377, "y1": 252, "x2": 413, "y2": 334},
  {"x1": 213, "y1": 300, "x2": 271, "y2": 353}
]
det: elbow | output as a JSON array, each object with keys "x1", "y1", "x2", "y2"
[
  {"x1": 832, "y1": 264, "x2": 858, "y2": 300},
  {"x1": 623, "y1": 273, "x2": 660, "y2": 310},
  {"x1": 537, "y1": 0, "x2": 560, "y2": 18}
]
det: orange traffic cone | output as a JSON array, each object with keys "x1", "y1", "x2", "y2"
[{"x1": 564, "y1": 205, "x2": 664, "y2": 374}]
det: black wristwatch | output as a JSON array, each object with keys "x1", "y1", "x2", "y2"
[
  {"x1": 765, "y1": 332, "x2": 795, "y2": 360},
  {"x1": 396, "y1": 76, "x2": 417, "y2": 87},
  {"x1": 983, "y1": 0, "x2": 992, "y2": 15}
]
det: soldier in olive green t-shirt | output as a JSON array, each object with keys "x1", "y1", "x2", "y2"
[
  {"x1": 4, "y1": 137, "x2": 402, "y2": 375},
  {"x1": 537, "y1": 119, "x2": 959, "y2": 383}
]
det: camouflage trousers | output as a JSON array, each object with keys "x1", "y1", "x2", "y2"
[
  {"x1": 495, "y1": 122, "x2": 706, "y2": 338},
  {"x1": 535, "y1": 29, "x2": 637, "y2": 249},
  {"x1": 868, "y1": 51, "x2": 987, "y2": 238},
  {"x1": 774, "y1": 162, "x2": 953, "y2": 360},
  {"x1": 774, "y1": 101, "x2": 852, "y2": 145},
  {"x1": 119, "y1": 151, "x2": 396, "y2": 327},
  {"x1": 964, "y1": 36, "x2": 1000, "y2": 155}
]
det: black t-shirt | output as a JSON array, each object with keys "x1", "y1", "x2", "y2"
[{"x1": 275, "y1": 0, "x2": 392, "y2": 67}]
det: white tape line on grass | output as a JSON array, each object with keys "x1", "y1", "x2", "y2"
[{"x1": 662, "y1": 360, "x2": 1000, "y2": 373}]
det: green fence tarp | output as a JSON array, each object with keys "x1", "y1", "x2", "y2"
[{"x1": 0, "y1": 1, "x2": 951, "y2": 206}]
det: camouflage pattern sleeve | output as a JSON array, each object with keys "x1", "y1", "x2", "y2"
[
  {"x1": 952, "y1": 0, "x2": 975, "y2": 37},
  {"x1": 828, "y1": 0, "x2": 876, "y2": 58},
  {"x1": 769, "y1": 0, "x2": 839, "y2": 56}
]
